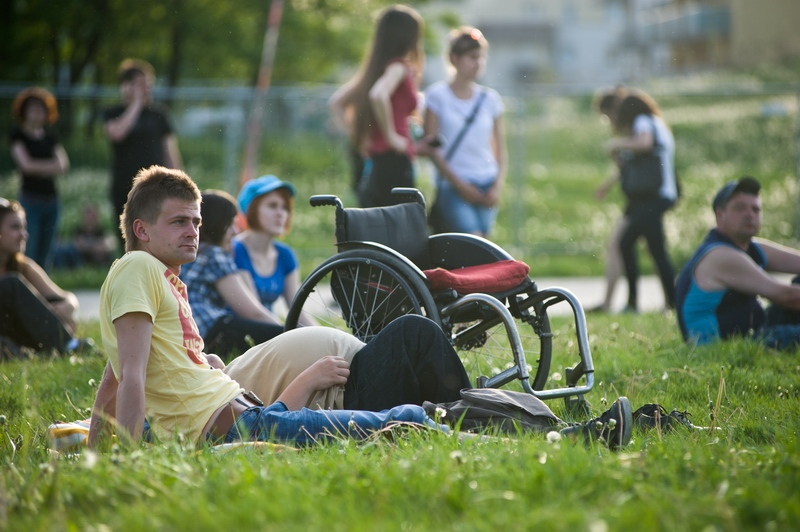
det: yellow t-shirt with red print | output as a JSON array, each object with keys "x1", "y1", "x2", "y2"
[{"x1": 100, "y1": 251, "x2": 241, "y2": 444}]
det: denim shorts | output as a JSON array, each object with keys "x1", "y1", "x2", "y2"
[{"x1": 433, "y1": 179, "x2": 497, "y2": 235}]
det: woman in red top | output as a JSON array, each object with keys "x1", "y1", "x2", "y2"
[{"x1": 329, "y1": 4, "x2": 424, "y2": 207}]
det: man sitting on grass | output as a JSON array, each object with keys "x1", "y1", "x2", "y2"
[
  {"x1": 88, "y1": 165, "x2": 633, "y2": 449},
  {"x1": 676, "y1": 176, "x2": 800, "y2": 349}
]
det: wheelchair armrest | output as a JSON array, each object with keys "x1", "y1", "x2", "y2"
[
  {"x1": 309, "y1": 195, "x2": 343, "y2": 209},
  {"x1": 428, "y1": 233, "x2": 515, "y2": 269}
]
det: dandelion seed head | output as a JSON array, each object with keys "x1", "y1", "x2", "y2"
[
  {"x1": 450, "y1": 450, "x2": 465, "y2": 464},
  {"x1": 589, "y1": 519, "x2": 608, "y2": 532},
  {"x1": 538, "y1": 452, "x2": 547, "y2": 464},
  {"x1": 83, "y1": 450, "x2": 98, "y2": 469},
  {"x1": 546, "y1": 431, "x2": 562, "y2": 444}
]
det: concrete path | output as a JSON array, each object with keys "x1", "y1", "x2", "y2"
[{"x1": 75, "y1": 275, "x2": 667, "y2": 322}]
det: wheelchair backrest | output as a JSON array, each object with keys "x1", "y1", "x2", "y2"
[{"x1": 335, "y1": 201, "x2": 431, "y2": 268}]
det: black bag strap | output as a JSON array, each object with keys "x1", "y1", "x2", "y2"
[
  {"x1": 648, "y1": 114, "x2": 661, "y2": 151},
  {"x1": 444, "y1": 90, "x2": 487, "y2": 161}
]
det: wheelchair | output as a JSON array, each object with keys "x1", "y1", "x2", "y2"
[{"x1": 285, "y1": 188, "x2": 594, "y2": 407}]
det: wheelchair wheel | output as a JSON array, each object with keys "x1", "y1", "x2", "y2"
[
  {"x1": 285, "y1": 249, "x2": 439, "y2": 341},
  {"x1": 446, "y1": 293, "x2": 552, "y2": 392}
]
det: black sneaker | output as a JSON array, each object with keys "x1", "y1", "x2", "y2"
[
  {"x1": 560, "y1": 396, "x2": 633, "y2": 450},
  {"x1": 633, "y1": 403, "x2": 718, "y2": 432}
]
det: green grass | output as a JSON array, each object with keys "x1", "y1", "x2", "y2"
[
  {"x1": 1, "y1": 314, "x2": 799, "y2": 530},
  {"x1": 1, "y1": 87, "x2": 800, "y2": 529}
]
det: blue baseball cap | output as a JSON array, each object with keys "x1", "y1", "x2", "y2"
[
  {"x1": 237, "y1": 175, "x2": 296, "y2": 214},
  {"x1": 712, "y1": 176, "x2": 760, "y2": 211}
]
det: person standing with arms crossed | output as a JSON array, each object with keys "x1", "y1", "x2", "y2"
[
  {"x1": 419, "y1": 26, "x2": 506, "y2": 237},
  {"x1": 9, "y1": 87, "x2": 70, "y2": 271},
  {"x1": 104, "y1": 59, "x2": 182, "y2": 251}
]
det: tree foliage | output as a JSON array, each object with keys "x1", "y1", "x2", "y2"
[{"x1": 1, "y1": 0, "x2": 408, "y2": 87}]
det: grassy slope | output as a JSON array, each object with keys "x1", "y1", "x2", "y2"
[
  {"x1": 1, "y1": 314, "x2": 798, "y2": 530},
  {"x1": 1, "y1": 86, "x2": 799, "y2": 529}
]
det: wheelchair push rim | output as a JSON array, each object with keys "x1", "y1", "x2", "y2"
[{"x1": 284, "y1": 249, "x2": 439, "y2": 341}]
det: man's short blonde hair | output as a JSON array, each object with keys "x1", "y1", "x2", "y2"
[{"x1": 120, "y1": 166, "x2": 200, "y2": 252}]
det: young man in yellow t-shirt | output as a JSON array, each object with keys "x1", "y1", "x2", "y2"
[{"x1": 87, "y1": 166, "x2": 448, "y2": 447}]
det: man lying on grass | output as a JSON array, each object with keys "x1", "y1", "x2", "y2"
[
  {"x1": 88, "y1": 165, "x2": 632, "y2": 449},
  {"x1": 676, "y1": 176, "x2": 800, "y2": 349}
]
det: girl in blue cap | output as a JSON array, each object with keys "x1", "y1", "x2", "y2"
[{"x1": 232, "y1": 175, "x2": 316, "y2": 329}]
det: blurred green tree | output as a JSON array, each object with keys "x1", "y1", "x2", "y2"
[{"x1": 0, "y1": 0, "x2": 413, "y2": 87}]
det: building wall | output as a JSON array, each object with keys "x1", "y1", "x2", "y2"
[
  {"x1": 421, "y1": 0, "x2": 628, "y2": 93},
  {"x1": 421, "y1": 0, "x2": 800, "y2": 89},
  {"x1": 730, "y1": 0, "x2": 800, "y2": 65}
]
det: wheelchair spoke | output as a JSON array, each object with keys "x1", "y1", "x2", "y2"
[{"x1": 285, "y1": 250, "x2": 434, "y2": 343}]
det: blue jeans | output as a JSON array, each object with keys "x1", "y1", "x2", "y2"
[
  {"x1": 756, "y1": 325, "x2": 800, "y2": 350},
  {"x1": 758, "y1": 295, "x2": 800, "y2": 350},
  {"x1": 20, "y1": 192, "x2": 60, "y2": 271},
  {"x1": 223, "y1": 401, "x2": 448, "y2": 446},
  {"x1": 432, "y1": 179, "x2": 497, "y2": 235}
]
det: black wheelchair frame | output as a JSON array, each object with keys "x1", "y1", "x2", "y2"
[{"x1": 285, "y1": 188, "x2": 595, "y2": 405}]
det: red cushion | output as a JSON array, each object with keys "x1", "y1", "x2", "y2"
[{"x1": 423, "y1": 260, "x2": 530, "y2": 294}]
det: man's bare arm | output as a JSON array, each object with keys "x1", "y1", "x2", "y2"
[
  {"x1": 105, "y1": 98, "x2": 145, "y2": 142},
  {"x1": 698, "y1": 246, "x2": 800, "y2": 309},
  {"x1": 88, "y1": 362, "x2": 119, "y2": 448},
  {"x1": 276, "y1": 356, "x2": 350, "y2": 410},
  {"x1": 113, "y1": 312, "x2": 153, "y2": 444},
  {"x1": 756, "y1": 238, "x2": 800, "y2": 275}
]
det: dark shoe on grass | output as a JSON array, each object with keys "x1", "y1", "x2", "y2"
[
  {"x1": 633, "y1": 403, "x2": 719, "y2": 432},
  {"x1": 560, "y1": 396, "x2": 633, "y2": 450}
]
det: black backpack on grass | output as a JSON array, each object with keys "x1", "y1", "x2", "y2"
[{"x1": 423, "y1": 388, "x2": 561, "y2": 435}]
